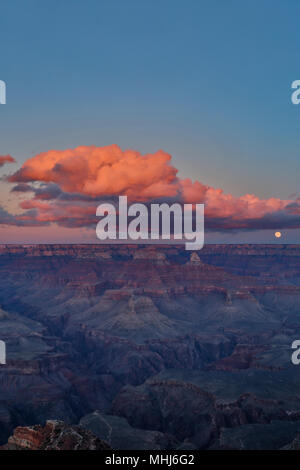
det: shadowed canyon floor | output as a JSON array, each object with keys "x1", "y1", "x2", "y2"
[{"x1": 0, "y1": 244, "x2": 299, "y2": 449}]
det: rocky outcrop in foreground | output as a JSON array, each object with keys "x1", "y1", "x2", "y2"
[{"x1": 0, "y1": 420, "x2": 111, "y2": 450}]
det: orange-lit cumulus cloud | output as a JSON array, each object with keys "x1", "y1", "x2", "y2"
[
  {"x1": 0, "y1": 142, "x2": 297, "y2": 239},
  {"x1": 8, "y1": 144, "x2": 292, "y2": 231},
  {"x1": 0, "y1": 155, "x2": 15, "y2": 167},
  {"x1": 9, "y1": 145, "x2": 178, "y2": 200}
]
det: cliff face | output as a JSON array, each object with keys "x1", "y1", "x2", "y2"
[
  {"x1": 0, "y1": 244, "x2": 299, "y2": 449},
  {"x1": 0, "y1": 420, "x2": 111, "y2": 450}
]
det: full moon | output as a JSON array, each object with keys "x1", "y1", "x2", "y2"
[{"x1": 274, "y1": 231, "x2": 282, "y2": 238}]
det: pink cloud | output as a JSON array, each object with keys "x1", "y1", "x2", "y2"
[
  {"x1": 9, "y1": 145, "x2": 178, "y2": 200},
  {"x1": 5, "y1": 144, "x2": 299, "y2": 232},
  {"x1": 0, "y1": 155, "x2": 15, "y2": 167}
]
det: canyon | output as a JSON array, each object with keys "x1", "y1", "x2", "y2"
[{"x1": 0, "y1": 244, "x2": 299, "y2": 449}]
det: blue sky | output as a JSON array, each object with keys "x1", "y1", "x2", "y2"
[{"x1": 0, "y1": 0, "x2": 299, "y2": 243}]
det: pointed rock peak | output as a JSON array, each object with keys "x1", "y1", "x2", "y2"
[{"x1": 187, "y1": 252, "x2": 203, "y2": 265}]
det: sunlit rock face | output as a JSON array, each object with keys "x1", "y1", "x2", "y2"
[{"x1": 0, "y1": 420, "x2": 111, "y2": 450}]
